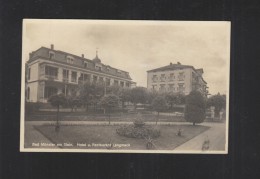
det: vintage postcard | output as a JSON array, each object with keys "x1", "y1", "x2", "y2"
[{"x1": 20, "y1": 19, "x2": 230, "y2": 153}]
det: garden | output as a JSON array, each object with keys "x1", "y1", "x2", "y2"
[{"x1": 24, "y1": 82, "x2": 226, "y2": 150}]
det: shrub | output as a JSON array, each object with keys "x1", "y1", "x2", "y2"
[{"x1": 25, "y1": 102, "x2": 41, "y2": 114}]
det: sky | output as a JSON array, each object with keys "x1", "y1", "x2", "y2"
[{"x1": 23, "y1": 20, "x2": 230, "y2": 95}]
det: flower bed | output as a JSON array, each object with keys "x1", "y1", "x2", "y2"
[{"x1": 116, "y1": 125, "x2": 160, "y2": 139}]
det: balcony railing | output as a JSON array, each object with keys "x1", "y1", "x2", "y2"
[{"x1": 45, "y1": 75, "x2": 58, "y2": 80}]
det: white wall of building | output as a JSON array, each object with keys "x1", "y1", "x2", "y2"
[
  {"x1": 26, "y1": 82, "x2": 38, "y2": 102},
  {"x1": 147, "y1": 68, "x2": 193, "y2": 95},
  {"x1": 28, "y1": 62, "x2": 39, "y2": 82}
]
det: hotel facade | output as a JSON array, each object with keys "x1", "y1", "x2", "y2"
[
  {"x1": 25, "y1": 45, "x2": 135, "y2": 103},
  {"x1": 147, "y1": 62, "x2": 208, "y2": 96}
]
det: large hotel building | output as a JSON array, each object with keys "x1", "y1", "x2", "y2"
[
  {"x1": 26, "y1": 45, "x2": 135, "y2": 103},
  {"x1": 147, "y1": 62, "x2": 208, "y2": 96}
]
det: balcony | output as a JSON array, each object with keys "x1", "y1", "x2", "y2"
[{"x1": 45, "y1": 75, "x2": 58, "y2": 81}]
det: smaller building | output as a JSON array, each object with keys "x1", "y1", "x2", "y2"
[{"x1": 147, "y1": 62, "x2": 208, "y2": 96}]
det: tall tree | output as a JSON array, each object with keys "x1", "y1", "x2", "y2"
[
  {"x1": 100, "y1": 94, "x2": 119, "y2": 125},
  {"x1": 185, "y1": 91, "x2": 206, "y2": 126},
  {"x1": 48, "y1": 93, "x2": 67, "y2": 132},
  {"x1": 151, "y1": 96, "x2": 168, "y2": 125},
  {"x1": 207, "y1": 93, "x2": 226, "y2": 117}
]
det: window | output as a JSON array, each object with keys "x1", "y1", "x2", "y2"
[
  {"x1": 71, "y1": 71, "x2": 77, "y2": 82},
  {"x1": 83, "y1": 61, "x2": 88, "y2": 68},
  {"x1": 168, "y1": 84, "x2": 174, "y2": 91},
  {"x1": 159, "y1": 84, "x2": 166, "y2": 92},
  {"x1": 160, "y1": 74, "x2": 166, "y2": 82},
  {"x1": 49, "y1": 51, "x2": 55, "y2": 59},
  {"x1": 126, "y1": 82, "x2": 130, "y2": 88},
  {"x1": 178, "y1": 72, "x2": 185, "y2": 81},
  {"x1": 93, "y1": 76, "x2": 98, "y2": 83},
  {"x1": 44, "y1": 86, "x2": 57, "y2": 99},
  {"x1": 96, "y1": 66, "x2": 102, "y2": 71},
  {"x1": 114, "y1": 80, "x2": 119, "y2": 86},
  {"x1": 178, "y1": 83, "x2": 185, "y2": 92},
  {"x1": 63, "y1": 69, "x2": 69, "y2": 82},
  {"x1": 169, "y1": 73, "x2": 174, "y2": 81},
  {"x1": 67, "y1": 57, "x2": 74, "y2": 64},
  {"x1": 152, "y1": 85, "x2": 157, "y2": 90},
  {"x1": 106, "y1": 78, "x2": 110, "y2": 86},
  {"x1": 152, "y1": 75, "x2": 158, "y2": 82},
  {"x1": 120, "y1": 81, "x2": 124, "y2": 87},
  {"x1": 27, "y1": 87, "x2": 30, "y2": 100},
  {"x1": 45, "y1": 66, "x2": 58, "y2": 79},
  {"x1": 83, "y1": 74, "x2": 90, "y2": 82},
  {"x1": 99, "y1": 77, "x2": 104, "y2": 83},
  {"x1": 28, "y1": 68, "x2": 31, "y2": 80}
]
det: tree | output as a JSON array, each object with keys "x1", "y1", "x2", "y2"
[
  {"x1": 79, "y1": 81, "x2": 104, "y2": 111},
  {"x1": 120, "y1": 88, "x2": 132, "y2": 108},
  {"x1": 130, "y1": 87, "x2": 148, "y2": 109},
  {"x1": 207, "y1": 93, "x2": 226, "y2": 117},
  {"x1": 165, "y1": 92, "x2": 185, "y2": 109},
  {"x1": 185, "y1": 91, "x2": 206, "y2": 126},
  {"x1": 48, "y1": 93, "x2": 67, "y2": 132},
  {"x1": 147, "y1": 90, "x2": 159, "y2": 105},
  {"x1": 67, "y1": 95, "x2": 81, "y2": 112},
  {"x1": 151, "y1": 96, "x2": 168, "y2": 125},
  {"x1": 100, "y1": 94, "x2": 119, "y2": 125}
]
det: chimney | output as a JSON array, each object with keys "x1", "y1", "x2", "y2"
[
  {"x1": 51, "y1": 44, "x2": 54, "y2": 50},
  {"x1": 82, "y1": 54, "x2": 84, "y2": 58},
  {"x1": 29, "y1": 52, "x2": 33, "y2": 59},
  {"x1": 170, "y1": 62, "x2": 172, "y2": 65},
  {"x1": 177, "y1": 62, "x2": 181, "y2": 65}
]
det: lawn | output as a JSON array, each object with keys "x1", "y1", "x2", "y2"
[{"x1": 33, "y1": 124, "x2": 210, "y2": 150}]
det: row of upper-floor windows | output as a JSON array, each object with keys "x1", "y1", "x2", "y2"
[
  {"x1": 152, "y1": 72, "x2": 185, "y2": 82},
  {"x1": 47, "y1": 51, "x2": 125, "y2": 76},
  {"x1": 31, "y1": 65, "x2": 130, "y2": 87},
  {"x1": 152, "y1": 83, "x2": 185, "y2": 92}
]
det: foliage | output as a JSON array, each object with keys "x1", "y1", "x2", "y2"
[
  {"x1": 48, "y1": 93, "x2": 67, "y2": 132},
  {"x1": 130, "y1": 87, "x2": 148, "y2": 108},
  {"x1": 100, "y1": 94, "x2": 119, "y2": 109},
  {"x1": 147, "y1": 90, "x2": 159, "y2": 104},
  {"x1": 100, "y1": 94, "x2": 119, "y2": 124},
  {"x1": 151, "y1": 96, "x2": 168, "y2": 124},
  {"x1": 133, "y1": 113, "x2": 145, "y2": 127},
  {"x1": 165, "y1": 92, "x2": 185, "y2": 109},
  {"x1": 207, "y1": 93, "x2": 226, "y2": 117},
  {"x1": 48, "y1": 93, "x2": 67, "y2": 107},
  {"x1": 152, "y1": 96, "x2": 168, "y2": 113},
  {"x1": 66, "y1": 95, "x2": 82, "y2": 112},
  {"x1": 120, "y1": 88, "x2": 132, "y2": 107},
  {"x1": 116, "y1": 125, "x2": 160, "y2": 139},
  {"x1": 79, "y1": 81, "x2": 104, "y2": 110},
  {"x1": 25, "y1": 102, "x2": 41, "y2": 114},
  {"x1": 184, "y1": 91, "x2": 206, "y2": 125}
]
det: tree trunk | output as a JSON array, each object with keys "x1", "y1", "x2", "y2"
[
  {"x1": 156, "y1": 112, "x2": 159, "y2": 125},
  {"x1": 57, "y1": 105, "x2": 59, "y2": 124}
]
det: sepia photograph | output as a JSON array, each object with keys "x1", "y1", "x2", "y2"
[{"x1": 20, "y1": 19, "x2": 230, "y2": 153}]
